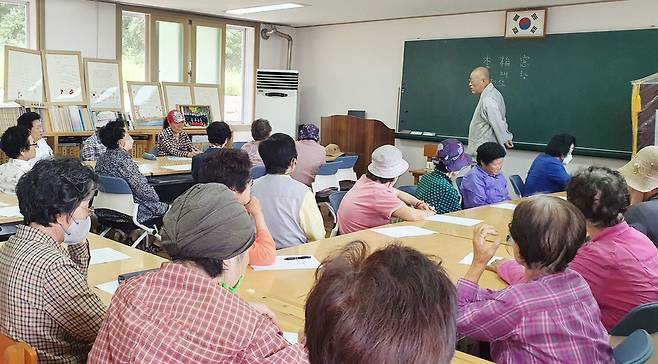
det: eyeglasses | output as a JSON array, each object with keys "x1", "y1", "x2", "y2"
[{"x1": 28, "y1": 143, "x2": 38, "y2": 148}]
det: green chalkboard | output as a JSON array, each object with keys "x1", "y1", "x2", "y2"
[{"x1": 397, "y1": 29, "x2": 658, "y2": 159}]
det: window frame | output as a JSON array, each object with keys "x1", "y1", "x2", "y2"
[{"x1": 116, "y1": 4, "x2": 259, "y2": 125}]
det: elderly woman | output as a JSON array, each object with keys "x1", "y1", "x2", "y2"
[
  {"x1": 493, "y1": 166, "x2": 658, "y2": 331},
  {"x1": 157, "y1": 109, "x2": 200, "y2": 158},
  {"x1": 89, "y1": 184, "x2": 307, "y2": 363},
  {"x1": 0, "y1": 125, "x2": 37, "y2": 194},
  {"x1": 416, "y1": 138, "x2": 472, "y2": 214},
  {"x1": 197, "y1": 148, "x2": 276, "y2": 266},
  {"x1": 458, "y1": 196, "x2": 613, "y2": 363},
  {"x1": 191, "y1": 121, "x2": 232, "y2": 181},
  {"x1": 0, "y1": 158, "x2": 106, "y2": 363},
  {"x1": 95, "y1": 120, "x2": 168, "y2": 225},
  {"x1": 241, "y1": 118, "x2": 271, "y2": 168},
  {"x1": 619, "y1": 145, "x2": 658, "y2": 246},
  {"x1": 460, "y1": 141, "x2": 510, "y2": 208},
  {"x1": 524, "y1": 133, "x2": 576, "y2": 196},
  {"x1": 291, "y1": 123, "x2": 325, "y2": 187},
  {"x1": 305, "y1": 241, "x2": 457, "y2": 364}
]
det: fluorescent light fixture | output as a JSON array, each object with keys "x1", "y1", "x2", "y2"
[{"x1": 226, "y1": 3, "x2": 304, "y2": 15}]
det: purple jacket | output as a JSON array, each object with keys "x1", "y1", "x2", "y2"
[{"x1": 460, "y1": 166, "x2": 510, "y2": 208}]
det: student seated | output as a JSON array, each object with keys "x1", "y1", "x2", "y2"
[
  {"x1": 157, "y1": 109, "x2": 200, "y2": 157},
  {"x1": 241, "y1": 118, "x2": 271, "y2": 167},
  {"x1": 0, "y1": 126, "x2": 36, "y2": 194},
  {"x1": 460, "y1": 141, "x2": 510, "y2": 208},
  {"x1": 458, "y1": 196, "x2": 613, "y2": 363},
  {"x1": 17, "y1": 111, "x2": 53, "y2": 164},
  {"x1": 0, "y1": 157, "x2": 106, "y2": 363},
  {"x1": 619, "y1": 145, "x2": 658, "y2": 246},
  {"x1": 492, "y1": 167, "x2": 658, "y2": 331},
  {"x1": 251, "y1": 133, "x2": 324, "y2": 248},
  {"x1": 88, "y1": 184, "x2": 307, "y2": 363},
  {"x1": 81, "y1": 111, "x2": 116, "y2": 161},
  {"x1": 304, "y1": 241, "x2": 456, "y2": 364},
  {"x1": 197, "y1": 148, "x2": 276, "y2": 265},
  {"x1": 338, "y1": 145, "x2": 435, "y2": 234},
  {"x1": 416, "y1": 138, "x2": 471, "y2": 214},
  {"x1": 191, "y1": 121, "x2": 232, "y2": 181},
  {"x1": 325, "y1": 143, "x2": 344, "y2": 161},
  {"x1": 95, "y1": 120, "x2": 168, "y2": 225},
  {"x1": 291, "y1": 123, "x2": 325, "y2": 187},
  {"x1": 523, "y1": 133, "x2": 575, "y2": 196}
]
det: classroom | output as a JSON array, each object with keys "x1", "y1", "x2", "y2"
[{"x1": 0, "y1": 0, "x2": 658, "y2": 363}]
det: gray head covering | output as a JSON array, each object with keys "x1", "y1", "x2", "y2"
[{"x1": 161, "y1": 183, "x2": 256, "y2": 261}]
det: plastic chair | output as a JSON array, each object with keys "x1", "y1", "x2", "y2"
[
  {"x1": 311, "y1": 162, "x2": 342, "y2": 195},
  {"x1": 335, "y1": 155, "x2": 358, "y2": 182},
  {"x1": 251, "y1": 165, "x2": 267, "y2": 179},
  {"x1": 509, "y1": 175, "x2": 525, "y2": 198},
  {"x1": 398, "y1": 185, "x2": 417, "y2": 196},
  {"x1": 0, "y1": 333, "x2": 37, "y2": 364},
  {"x1": 328, "y1": 191, "x2": 347, "y2": 237},
  {"x1": 611, "y1": 302, "x2": 658, "y2": 336},
  {"x1": 232, "y1": 141, "x2": 246, "y2": 150},
  {"x1": 93, "y1": 175, "x2": 161, "y2": 248},
  {"x1": 614, "y1": 329, "x2": 654, "y2": 364}
]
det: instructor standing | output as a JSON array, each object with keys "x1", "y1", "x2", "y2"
[{"x1": 466, "y1": 66, "x2": 514, "y2": 156}]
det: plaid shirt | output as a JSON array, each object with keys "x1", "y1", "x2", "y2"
[
  {"x1": 157, "y1": 127, "x2": 196, "y2": 157},
  {"x1": 89, "y1": 262, "x2": 308, "y2": 363},
  {"x1": 81, "y1": 133, "x2": 107, "y2": 161},
  {"x1": 0, "y1": 225, "x2": 106, "y2": 363},
  {"x1": 457, "y1": 270, "x2": 613, "y2": 364}
]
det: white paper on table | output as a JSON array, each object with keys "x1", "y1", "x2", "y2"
[
  {"x1": 251, "y1": 255, "x2": 321, "y2": 271},
  {"x1": 138, "y1": 165, "x2": 150, "y2": 173},
  {"x1": 90, "y1": 248, "x2": 131, "y2": 265},
  {"x1": 459, "y1": 252, "x2": 503, "y2": 266},
  {"x1": 426, "y1": 215, "x2": 483, "y2": 226},
  {"x1": 162, "y1": 164, "x2": 192, "y2": 171},
  {"x1": 492, "y1": 203, "x2": 517, "y2": 210},
  {"x1": 282, "y1": 332, "x2": 298, "y2": 344},
  {"x1": 371, "y1": 226, "x2": 437, "y2": 238},
  {"x1": 0, "y1": 206, "x2": 22, "y2": 217},
  {"x1": 558, "y1": 195, "x2": 567, "y2": 200},
  {"x1": 95, "y1": 280, "x2": 119, "y2": 295},
  {"x1": 166, "y1": 156, "x2": 192, "y2": 161}
]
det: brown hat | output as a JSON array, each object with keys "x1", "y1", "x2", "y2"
[
  {"x1": 325, "y1": 144, "x2": 344, "y2": 161},
  {"x1": 619, "y1": 146, "x2": 658, "y2": 193},
  {"x1": 161, "y1": 183, "x2": 255, "y2": 260}
]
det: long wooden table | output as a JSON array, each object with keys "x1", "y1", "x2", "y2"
[{"x1": 84, "y1": 156, "x2": 192, "y2": 176}]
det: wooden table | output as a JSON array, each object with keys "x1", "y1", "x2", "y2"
[
  {"x1": 84, "y1": 157, "x2": 192, "y2": 176},
  {"x1": 0, "y1": 193, "x2": 20, "y2": 225}
]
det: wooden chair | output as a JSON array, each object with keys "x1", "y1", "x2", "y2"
[
  {"x1": 0, "y1": 334, "x2": 37, "y2": 364},
  {"x1": 410, "y1": 144, "x2": 439, "y2": 184}
]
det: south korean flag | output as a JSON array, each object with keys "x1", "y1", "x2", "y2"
[{"x1": 505, "y1": 9, "x2": 546, "y2": 38}]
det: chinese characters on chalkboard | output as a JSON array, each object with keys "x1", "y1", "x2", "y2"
[{"x1": 482, "y1": 54, "x2": 531, "y2": 87}]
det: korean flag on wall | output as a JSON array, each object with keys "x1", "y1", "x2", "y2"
[{"x1": 505, "y1": 9, "x2": 546, "y2": 38}]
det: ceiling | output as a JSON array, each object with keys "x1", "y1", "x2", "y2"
[{"x1": 104, "y1": 0, "x2": 616, "y2": 27}]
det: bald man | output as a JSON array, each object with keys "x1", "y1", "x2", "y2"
[{"x1": 466, "y1": 66, "x2": 514, "y2": 156}]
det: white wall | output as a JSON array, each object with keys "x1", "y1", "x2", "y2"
[
  {"x1": 293, "y1": 0, "x2": 658, "y2": 185},
  {"x1": 258, "y1": 25, "x2": 297, "y2": 70},
  {"x1": 44, "y1": 0, "x2": 116, "y2": 59}
]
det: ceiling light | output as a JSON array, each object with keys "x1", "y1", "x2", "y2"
[{"x1": 226, "y1": 3, "x2": 304, "y2": 15}]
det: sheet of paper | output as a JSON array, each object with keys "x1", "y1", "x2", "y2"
[
  {"x1": 459, "y1": 252, "x2": 503, "y2": 266},
  {"x1": 0, "y1": 206, "x2": 22, "y2": 217},
  {"x1": 251, "y1": 255, "x2": 321, "y2": 271},
  {"x1": 492, "y1": 203, "x2": 517, "y2": 210},
  {"x1": 167, "y1": 156, "x2": 192, "y2": 161},
  {"x1": 282, "y1": 332, "x2": 299, "y2": 344},
  {"x1": 90, "y1": 247, "x2": 131, "y2": 265},
  {"x1": 426, "y1": 215, "x2": 483, "y2": 226},
  {"x1": 558, "y1": 195, "x2": 567, "y2": 200},
  {"x1": 371, "y1": 226, "x2": 437, "y2": 238},
  {"x1": 162, "y1": 164, "x2": 192, "y2": 171},
  {"x1": 95, "y1": 280, "x2": 119, "y2": 295}
]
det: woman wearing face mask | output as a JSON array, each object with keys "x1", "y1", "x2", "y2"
[
  {"x1": 338, "y1": 145, "x2": 436, "y2": 235},
  {"x1": 523, "y1": 134, "x2": 576, "y2": 196},
  {"x1": 89, "y1": 184, "x2": 307, "y2": 363},
  {"x1": 0, "y1": 157, "x2": 106, "y2": 363},
  {"x1": 416, "y1": 139, "x2": 472, "y2": 214},
  {"x1": 95, "y1": 120, "x2": 168, "y2": 226},
  {"x1": 460, "y1": 142, "x2": 511, "y2": 209}
]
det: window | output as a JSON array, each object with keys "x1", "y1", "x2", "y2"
[
  {"x1": 156, "y1": 20, "x2": 184, "y2": 82},
  {"x1": 224, "y1": 26, "x2": 244, "y2": 122},
  {"x1": 0, "y1": 0, "x2": 32, "y2": 105},
  {"x1": 121, "y1": 11, "x2": 147, "y2": 113},
  {"x1": 195, "y1": 25, "x2": 221, "y2": 84}
]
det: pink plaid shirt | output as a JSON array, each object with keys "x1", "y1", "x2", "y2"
[
  {"x1": 89, "y1": 262, "x2": 308, "y2": 364},
  {"x1": 457, "y1": 270, "x2": 613, "y2": 364}
]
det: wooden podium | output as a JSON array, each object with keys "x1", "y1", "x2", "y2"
[{"x1": 320, "y1": 115, "x2": 395, "y2": 177}]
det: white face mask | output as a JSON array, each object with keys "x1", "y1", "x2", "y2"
[
  {"x1": 62, "y1": 216, "x2": 91, "y2": 245},
  {"x1": 562, "y1": 153, "x2": 573, "y2": 165}
]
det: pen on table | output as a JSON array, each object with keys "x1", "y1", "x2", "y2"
[{"x1": 284, "y1": 256, "x2": 312, "y2": 261}]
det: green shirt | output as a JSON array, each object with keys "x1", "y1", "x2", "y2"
[{"x1": 415, "y1": 170, "x2": 462, "y2": 214}]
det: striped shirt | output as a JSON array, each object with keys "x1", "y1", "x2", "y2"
[
  {"x1": 157, "y1": 127, "x2": 196, "y2": 157},
  {"x1": 457, "y1": 270, "x2": 613, "y2": 364}
]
